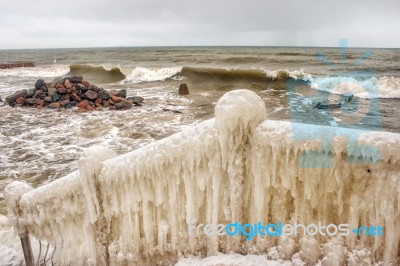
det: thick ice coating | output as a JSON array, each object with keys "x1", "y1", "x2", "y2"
[{"x1": 4, "y1": 89, "x2": 400, "y2": 265}]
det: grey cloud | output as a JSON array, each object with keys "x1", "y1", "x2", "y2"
[{"x1": 0, "y1": 0, "x2": 399, "y2": 49}]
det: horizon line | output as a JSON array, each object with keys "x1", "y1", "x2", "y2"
[{"x1": 0, "y1": 45, "x2": 399, "y2": 51}]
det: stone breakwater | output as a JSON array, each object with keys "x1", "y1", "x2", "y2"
[{"x1": 4, "y1": 77, "x2": 144, "y2": 111}]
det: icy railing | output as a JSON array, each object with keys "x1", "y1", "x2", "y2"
[{"x1": 4, "y1": 89, "x2": 400, "y2": 265}]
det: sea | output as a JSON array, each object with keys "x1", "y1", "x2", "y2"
[{"x1": 0, "y1": 47, "x2": 399, "y2": 264}]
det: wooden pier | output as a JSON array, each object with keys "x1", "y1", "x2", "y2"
[{"x1": 0, "y1": 62, "x2": 35, "y2": 69}]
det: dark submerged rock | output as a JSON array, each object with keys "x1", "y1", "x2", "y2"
[{"x1": 179, "y1": 83, "x2": 189, "y2": 95}]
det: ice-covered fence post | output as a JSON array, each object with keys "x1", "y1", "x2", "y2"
[
  {"x1": 4, "y1": 181, "x2": 34, "y2": 266},
  {"x1": 78, "y1": 146, "x2": 117, "y2": 265},
  {"x1": 214, "y1": 89, "x2": 265, "y2": 251}
]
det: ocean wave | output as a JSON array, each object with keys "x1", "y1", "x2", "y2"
[
  {"x1": 122, "y1": 67, "x2": 183, "y2": 84},
  {"x1": 67, "y1": 64, "x2": 126, "y2": 84},
  {"x1": 180, "y1": 67, "x2": 312, "y2": 82},
  {"x1": 309, "y1": 75, "x2": 400, "y2": 99}
]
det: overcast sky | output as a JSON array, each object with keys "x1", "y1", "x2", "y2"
[{"x1": 0, "y1": 0, "x2": 399, "y2": 49}]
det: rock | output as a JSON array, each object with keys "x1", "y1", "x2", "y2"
[
  {"x1": 60, "y1": 99, "x2": 70, "y2": 107},
  {"x1": 65, "y1": 76, "x2": 83, "y2": 83},
  {"x1": 76, "y1": 83, "x2": 85, "y2": 89},
  {"x1": 127, "y1": 96, "x2": 144, "y2": 106},
  {"x1": 78, "y1": 100, "x2": 89, "y2": 109},
  {"x1": 15, "y1": 97, "x2": 25, "y2": 104},
  {"x1": 36, "y1": 99, "x2": 45, "y2": 107},
  {"x1": 89, "y1": 85, "x2": 100, "y2": 93},
  {"x1": 84, "y1": 90, "x2": 98, "y2": 101},
  {"x1": 314, "y1": 102, "x2": 342, "y2": 110},
  {"x1": 37, "y1": 93, "x2": 46, "y2": 100},
  {"x1": 52, "y1": 77, "x2": 64, "y2": 84},
  {"x1": 98, "y1": 90, "x2": 110, "y2": 100},
  {"x1": 6, "y1": 77, "x2": 140, "y2": 111},
  {"x1": 122, "y1": 99, "x2": 133, "y2": 108},
  {"x1": 179, "y1": 83, "x2": 189, "y2": 95},
  {"x1": 115, "y1": 99, "x2": 132, "y2": 109},
  {"x1": 65, "y1": 101, "x2": 77, "y2": 109},
  {"x1": 109, "y1": 106, "x2": 117, "y2": 111},
  {"x1": 25, "y1": 98, "x2": 37, "y2": 105},
  {"x1": 47, "y1": 87, "x2": 56, "y2": 97},
  {"x1": 70, "y1": 93, "x2": 81, "y2": 102},
  {"x1": 108, "y1": 90, "x2": 119, "y2": 98},
  {"x1": 52, "y1": 94, "x2": 62, "y2": 102},
  {"x1": 48, "y1": 102, "x2": 60, "y2": 109},
  {"x1": 44, "y1": 97, "x2": 52, "y2": 103},
  {"x1": 162, "y1": 108, "x2": 182, "y2": 114},
  {"x1": 35, "y1": 79, "x2": 46, "y2": 89},
  {"x1": 5, "y1": 89, "x2": 28, "y2": 103},
  {"x1": 64, "y1": 79, "x2": 72, "y2": 89},
  {"x1": 111, "y1": 96, "x2": 123, "y2": 103},
  {"x1": 57, "y1": 87, "x2": 67, "y2": 94},
  {"x1": 80, "y1": 86, "x2": 88, "y2": 93},
  {"x1": 118, "y1": 89, "x2": 127, "y2": 98},
  {"x1": 115, "y1": 103, "x2": 125, "y2": 110},
  {"x1": 26, "y1": 89, "x2": 35, "y2": 98},
  {"x1": 47, "y1": 82, "x2": 56, "y2": 88},
  {"x1": 61, "y1": 94, "x2": 70, "y2": 101}
]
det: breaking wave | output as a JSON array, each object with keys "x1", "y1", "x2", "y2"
[
  {"x1": 122, "y1": 66, "x2": 183, "y2": 84},
  {"x1": 69, "y1": 65, "x2": 313, "y2": 85}
]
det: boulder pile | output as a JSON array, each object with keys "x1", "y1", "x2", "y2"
[{"x1": 4, "y1": 77, "x2": 144, "y2": 110}]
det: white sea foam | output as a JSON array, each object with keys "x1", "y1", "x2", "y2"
[
  {"x1": 123, "y1": 66, "x2": 182, "y2": 83},
  {"x1": 0, "y1": 86, "x2": 194, "y2": 195}
]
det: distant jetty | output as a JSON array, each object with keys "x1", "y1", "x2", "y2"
[{"x1": 0, "y1": 62, "x2": 35, "y2": 69}]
